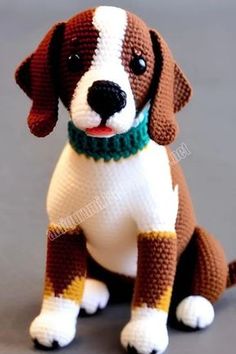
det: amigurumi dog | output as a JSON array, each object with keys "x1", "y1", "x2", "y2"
[{"x1": 15, "y1": 6, "x2": 236, "y2": 354}]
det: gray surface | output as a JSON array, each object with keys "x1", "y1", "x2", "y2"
[{"x1": 0, "y1": 0, "x2": 236, "y2": 353}]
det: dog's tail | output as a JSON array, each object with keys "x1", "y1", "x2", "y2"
[{"x1": 227, "y1": 261, "x2": 236, "y2": 288}]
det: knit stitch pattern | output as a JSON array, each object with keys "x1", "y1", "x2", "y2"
[
  {"x1": 15, "y1": 5, "x2": 236, "y2": 354},
  {"x1": 68, "y1": 108, "x2": 150, "y2": 161}
]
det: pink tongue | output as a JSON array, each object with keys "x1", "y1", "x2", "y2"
[{"x1": 86, "y1": 126, "x2": 114, "y2": 136}]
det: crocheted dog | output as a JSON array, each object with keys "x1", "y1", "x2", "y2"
[{"x1": 15, "y1": 6, "x2": 236, "y2": 354}]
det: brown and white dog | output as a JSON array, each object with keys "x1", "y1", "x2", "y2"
[{"x1": 15, "y1": 6, "x2": 236, "y2": 354}]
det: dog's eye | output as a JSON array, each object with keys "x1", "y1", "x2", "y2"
[
  {"x1": 67, "y1": 53, "x2": 82, "y2": 72},
  {"x1": 130, "y1": 54, "x2": 147, "y2": 75}
]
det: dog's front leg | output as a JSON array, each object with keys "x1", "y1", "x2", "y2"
[
  {"x1": 121, "y1": 231, "x2": 177, "y2": 354},
  {"x1": 30, "y1": 224, "x2": 87, "y2": 349},
  {"x1": 121, "y1": 183, "x2": 179, "y2": 354}
]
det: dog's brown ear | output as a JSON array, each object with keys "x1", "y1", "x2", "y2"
[
  {"x1": 149, "y1": 30, "x2": 192, "y2": 145},
  {"x1": 15, "y1": 54, "x2": 33, "y2": 98},
  {"x1": 173, "y1": 63, "x2": 192, "y2": 113},
  {"x1": 15, "y1": 22, "x2": 65, "y2": 137}
]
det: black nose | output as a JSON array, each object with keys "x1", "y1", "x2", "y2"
[{"x1": 87, "y1": 80, "x2": 127, "y2": 120}]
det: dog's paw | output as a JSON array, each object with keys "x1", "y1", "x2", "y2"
[
  {"x1": 80, "y1": 279, "x2": 110, "y2": 315},
  {"x1": 30, "y1": 297, "x2": 79, "y2": 348},
  {"x1": 176, "y1": 295, "x2": 214, "y2": 329},
  {"x1": 30, "y1": 312, "x2": 77, "y2": 348},
  {"x1": 121, "y1": 308, "x2": 168, "y2": 354}
]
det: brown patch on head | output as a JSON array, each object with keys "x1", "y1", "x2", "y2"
[
  {"x1": 59, "y1": 9, "x2": 99, "y2": 108},
  {"x1": 15, "y1": 8, "x2": 99, "y2": 137},
  {"x1": 122, "y1": 12, "x2": 155, "y2": 111},
  {"x1": 122, "y1": 11, "x2": 192, "y2": 146},
  {"x1": 15, "y1": 6, "x2": 192, "y2": 139}
]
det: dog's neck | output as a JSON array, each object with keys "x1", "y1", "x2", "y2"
[{"x1": 68, "y1": 105, "x2": 150, "y2": 162}]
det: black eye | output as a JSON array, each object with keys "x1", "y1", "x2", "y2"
[
  {"x1": 130, "y1": 54, "x2": 147, "y2": 75},
  {"x1": 67, "y1": 53, "x2": 82, "y2": 72}
]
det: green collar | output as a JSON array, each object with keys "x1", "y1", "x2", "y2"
[{"x1": 68, "y1": 108, "x2": 150, "y2": 162}]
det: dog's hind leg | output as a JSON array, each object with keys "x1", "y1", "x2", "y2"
[
  {"x1": 80, "y1": 255, "x2": 110, "y2": 316},
  {"x1": 175, "y1": 226, "x2": 228, "y2": 329},
  {"x1": 80, "y1": 278, "x2": 110, "y2": 315},
  {"x1": 80, "y1": 254, "x2": 134, "y2": 315}
]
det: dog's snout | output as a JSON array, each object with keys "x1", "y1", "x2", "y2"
[{"x1": 87, "y1": 80, "x2": 127, "y2": 120}]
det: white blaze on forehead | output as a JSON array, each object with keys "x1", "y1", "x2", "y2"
[
  {"x1": 92, "y1": 6, "x2": 127, "y2": 66},
  {"x1": 70, "y1": 6, "x2": 136, "y2": 134}
]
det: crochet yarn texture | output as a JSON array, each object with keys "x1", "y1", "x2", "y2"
[
  {"x1": 68, "y1": 108, "x2": 150, "y2": 161},
  {"x1": 15, "y1": 5, "x2": 236, "y2": 354}
]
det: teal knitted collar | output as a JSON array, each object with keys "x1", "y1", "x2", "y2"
[{"x1": 68, "y1": 107, "x2": 150, "y2": 162}]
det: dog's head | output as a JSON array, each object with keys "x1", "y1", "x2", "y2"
[{"x1": 16, "y1": 6, "x2": 192, "y2": 145}]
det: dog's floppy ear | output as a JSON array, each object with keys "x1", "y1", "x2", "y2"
[
  {"x1": 15, "y1": 54, "x2": 33, "y2": 98},
  {"x1": 15, "y1": 22, "x2": 65, "y2": 137},
  {"x1": 173, "y1": 63, "x2": 192, "y2": 113},
  {"x1": 149, "y1": 30, "x2": 192, "y2": 145}
]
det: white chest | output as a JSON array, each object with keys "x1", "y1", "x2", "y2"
[{"x1": 47, "y1": 141, "x2": 178, "y2": 276}]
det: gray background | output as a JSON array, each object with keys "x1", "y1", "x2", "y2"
[{"x1": 0, "y1": 0, "x2": 236, "y2": 353}]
